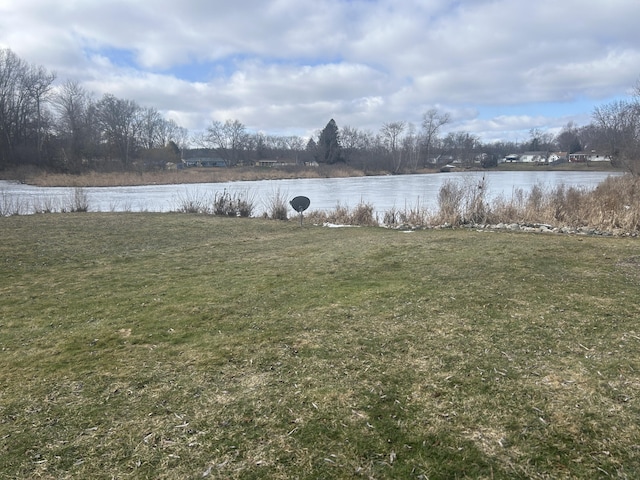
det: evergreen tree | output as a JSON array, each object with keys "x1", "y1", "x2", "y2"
[
  {"x1": 318, "y1": 119, "x2": 342, "y2": 164},
  {"x1": 306, "y1": 137, "x2": 317, "y2": 152},
  {"x1": 305, "y1": 137, "x2": 318, "y2": 163}
]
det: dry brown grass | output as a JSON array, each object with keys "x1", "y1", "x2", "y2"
[
  {"x1": 408, "y1": 174, "x2": 640, "y2": 233},
  {"x1": 485, "y1": 175, "x2": 640, "y2": 231},
  {"x1": 306, "y1": 201, "x2": 378, "y2": 226},
  {"x1": 23, "y1": 165, "x2": 365, "y2": 187}
]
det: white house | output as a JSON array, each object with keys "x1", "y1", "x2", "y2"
[
  {"x1": 568, "y1": 150, "x2": 611, "y2": 162},
  {"x1": 548, "y1": 152, "x2": 568, "y2": 163},
  {"x1": 518, "y1": 151, "x2": 548, "y2": 163}
]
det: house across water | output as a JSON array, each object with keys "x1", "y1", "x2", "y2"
[
  {"x1": 568, "y1": 151, "x2": 611, "y2": 162},
  {"x1": 180, "y1": 157, "x2": 226, "y2": 168}
]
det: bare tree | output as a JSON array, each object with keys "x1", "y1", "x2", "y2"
[
  {"x1": 283, "y1": 135, "x2": 304, "y2": 163},
  {"x1": 0, "y1": 48, "x2": 55, "y2": 167},
  {"x1": 24, "y1": 64, "x2": 56, "y2": 164},
  {"x1": 592, "y1": 99, "x2": 640, "y2": 174},
  {"x1": 421, "y1": 108, "x2": 450, "y2": 166},
  {"x1": 96, "y1": 93, "x2": 140, "y2": 165},
  {"x1": 158, "y1": 118, "x2": 188, "y2": 152},
  {"x1": 442, "y1": 131, "x2": 480, "y2": 165},
  {"x1": 402, "y1": 123, "x2": 420, "y2": 171},
  {"x1": 172, "y1": 123, "x2": 190, "y2": 155},
  {"x1": 341, "y1": 125, "x2": 385, "y2": 171},
  {"x1": 137, "y1": 106, "x2": 164, "y2": 150},
  {"x1": 0, "y1": 49, "x2": 27, "y2": 166},
  {"x1": 527, "y1": 128, "x2": 554, "y2": 152},
  {"x1": 339, "y1": 125, "x2": 363, "y2": 166},
  {"x1": 381, "y1": 121, "x2": 406, "y2": 172},
  {"x1": 53, "y1": 80, "x2": 94, "y2": 171},
  {"x1": 205, "y1": 119, "x2": 249, "y2": 166},
  {"x1": 555, "y1": 122, "x2": 582, "y2": 154}
]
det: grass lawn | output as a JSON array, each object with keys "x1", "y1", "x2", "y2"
[{"x1": 1, "y1": 213, "x2": 639, "y2": 479}]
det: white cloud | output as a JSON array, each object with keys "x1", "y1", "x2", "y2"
[{"x1": 2, "y1": 0, "x2": 640, "y2": 142}]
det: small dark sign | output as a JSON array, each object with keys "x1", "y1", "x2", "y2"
[
  {"x1": 290, "y1": 196, "x2": 310, "y2": 226},
  {"x1": 289, "y1": 196, "x2": 310, "y2": 213}
]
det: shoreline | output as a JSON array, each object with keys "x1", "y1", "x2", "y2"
[{"x1": 1, "y1": 162, "x2": 622, "y2": 188}]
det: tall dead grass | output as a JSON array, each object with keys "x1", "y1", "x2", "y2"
[
  {"x1": 0, "y1": 189, "x2": 27, "y2": 216},
  {"x1": 23, "y1": 165, "x2": 366, "y2": 187},
  {"x1": 264, "y1": 188, "x2": 289, "y2": 220},
  {"x1": 306, "y1": 201, "x2": 378, "y2": 226},
  {"x1": 420, "y1": 174, "x2": 640, "y2": 232},
  {"x1": 588, "y1": 175, "x2": 640, "y2": 230},
  {"x1": 0, "y1": 186, "x2": 90, "y2": 215},
  {"x1": 429, "y1": 176, "x2": 490, "y2": 226},
  {"x1": 174, "y1": 188, "x2": 256, "y2": 216},
  {"x1": 284, "y1": 175, "x2": 640, "y2": 233},
  {"x1": 486, "y1": 178, "x2": 639, "y2": 230}
]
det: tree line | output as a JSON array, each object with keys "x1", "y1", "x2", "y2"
[
  {"x1": 1, "y1": 47, "x2": 639, "y2": 175},
  {"x1": 0, "y1": 48, "x2": 188, "y2": 173}
]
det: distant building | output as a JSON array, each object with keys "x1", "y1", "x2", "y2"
[
  {"x1": 548, "y1": 152, "x2": 568, "y2": 163},
  {"x1": 568, "y1": 151, "x2": 611, "y2": 162},
  {"x1": 519, "y1": 151, "x2": 548, "y2": 163},
  {"x1": 255, "y1": 160, "x2": 278, "y2": 167},
  {"x1": 181, "y1": 157, "x2": 226, "y2": 168}
]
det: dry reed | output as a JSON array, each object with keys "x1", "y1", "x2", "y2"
[
  {"x1": 305, "y1": 201, "x2": 378, "y2": 226},
  {"x1": 264, "y1": 188, "x2": 289, "y2": 220},
  {"x1": 25, "y1": 165, "x2": 366, "y2": 187},
  {"x1": 420, "y1": 174, "x2": 640, "y2": 233}
]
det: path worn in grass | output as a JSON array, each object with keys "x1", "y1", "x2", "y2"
[{"x1": 1, "y1": 213, "x2": 639, "y2": 479}]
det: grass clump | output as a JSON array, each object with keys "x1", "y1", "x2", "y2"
[
  {"x1": 213, "y1": 189, "x2": 255, "y2": 217},
  {"x1": 0, "y1": 188, "x2": 27, "y2": 216},
  {"x1": 68, "y1": 187, "x2": 90, "y2": 213},
  {"x1": 264, "y1": 188, "x2": 288, "y2": 220},
  {"x1": 1, "y1": 213, "x2": 639, "y2": 478},
  {"x1": 1, "y1": 187, "x2": 90, "y2": 216},
  {"x1": 307, "y1": 201, "x2": 378, "y2": 226},
  {"x1": 174, "y1": 189, "x2": 255, "y2": 217}
]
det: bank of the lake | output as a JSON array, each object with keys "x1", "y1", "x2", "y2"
[
  {"x1": 2, "y1": 164, "x2": 375, "y2": 187},
  {"x1": 1, "y1": 161, "x2": 622, "y2": 187}
]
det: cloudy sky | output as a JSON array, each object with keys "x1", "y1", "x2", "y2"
[{"x1": 2, "y1": 0, "x2": 640, "y2": 143}]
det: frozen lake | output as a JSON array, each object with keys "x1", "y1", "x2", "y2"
[{"x1": 0, "y1": 170, "x2": 624, "y2": 217}]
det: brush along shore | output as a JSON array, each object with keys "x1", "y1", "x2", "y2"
[
  {"x1": 1, "y1": 213, "x2": 639, "y2": 479},
  {"x1": 1, "y1": 161, "x2": 620, "y2": 187},
  {"x1": 3, "y1": 173, "x2": 638, "y2": 235}
]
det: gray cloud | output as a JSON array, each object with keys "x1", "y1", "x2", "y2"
[{"x1": 2, "y1": 0, "x2": 639, "y2": 142}]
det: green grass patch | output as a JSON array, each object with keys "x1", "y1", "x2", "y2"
[{"x1": 1, "y1": 213, "x2": 639, "y2": 479}]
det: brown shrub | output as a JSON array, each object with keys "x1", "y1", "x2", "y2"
[{"x1": 419, "y1": 175, "x2": 640, "y2": 232}]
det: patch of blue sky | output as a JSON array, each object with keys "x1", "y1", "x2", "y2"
[
  {"x1": 163, "y1": 61, "x2": 222, "y2": 82},
  {"x1": 338, "y1": 0, "x2": 379, "y2": 4},
  {"x1": 477, "y1": 98, "x2": 597, "y2": 121},
  {"x1": 163, "y1": 53, "x2": 348, "y2": 82},
  {"x1": 84, "y1": 45, "x2": 138, "y2": 69},
  {"x1": 157, "y1": 52, "x2": 251, "y2": 81}
]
